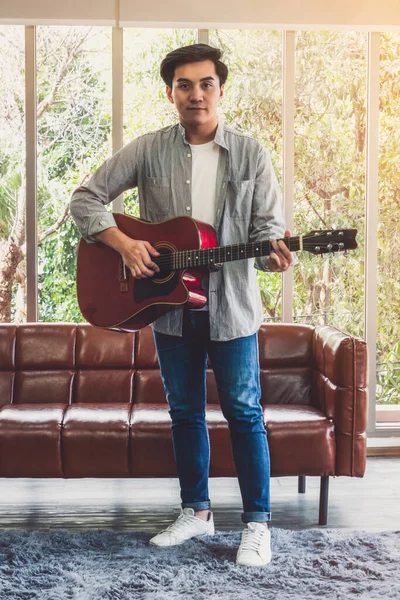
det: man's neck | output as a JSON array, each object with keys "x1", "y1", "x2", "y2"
[{"x1": 181, "y1": 119, "x2": 218, "y2": 145}]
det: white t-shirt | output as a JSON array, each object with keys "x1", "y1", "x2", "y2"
[
  {"x1": 189, "y1": 139, "x2": 220, "y2": 311},
  {"x1": 190, "y1": 139, "x2": 220, "y2": 227}
]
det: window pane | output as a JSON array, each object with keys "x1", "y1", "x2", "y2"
[
  {"x1": 36, "y1": 26, "x2": 112, "y2": 322},
  {"x1": 123, "y1": 29, "x2": 197, "y2": 216},
  {"x1": 209, "y1": 29, "x2": 284, "y2": 322},
  {"x1": 293, "y1": 31, "x2": 367, "y2": 337},
  {"x1": 0, "y1": 26, "x2": 26, "y2": 323},
  {"x1": 376, "y1": 32, "x2": 400, "y2": 414}
]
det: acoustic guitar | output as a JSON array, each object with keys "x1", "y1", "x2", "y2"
[{"x1": 76, "y1": 213, "x2": 357, "y2": 332}]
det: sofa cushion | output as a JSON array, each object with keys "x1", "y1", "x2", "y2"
[
  {"x1": 129, "y1": 404, "x2": 236, "y2": 477},
  {"x1": 14, "y1": 370, "x2": 75, "y2": 404},
  {"x1": 264, "y1": 405, "x2": 335, "y2": 477},
  {"x1": 74, "y1": 370, "x2": 134, "y2": 404},
  {"x1": 0, "y1": 372, "x2": 14, "y2": 408},
  {"x1": 133, "y1": 369, "x2": 222, "y2": 406},
  {"x1": 260, "y1": 367, "x2": 314, "y2": 407},
  {"x1": 16, "y1": 324, "x2": 76, "y2": 369},
  {"x1": 129, "y1": 404, "x2": 176, "y2": 477},
  {"x1": 134, "y1": 326, "x2": 159, "y2": 369},
  {"x1": 0, "y1": 404, "x2": 65, "y2": 476},
  {"x1": 0, "y1": 324, "x2": 16, "y2": 370},
  {"x1": 258, "y1": 323, "x2": 314, "y2": 368},
  {"x1": 62, "y1": 403, "x2": 131, "y2": 477},
  {"x1": 76, "y1": 324, "x2": 135, "y2": 369}
]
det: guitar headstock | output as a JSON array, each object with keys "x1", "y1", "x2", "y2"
[{"x1": 303, "y1": 229, "x2": 358, "y2": 255}]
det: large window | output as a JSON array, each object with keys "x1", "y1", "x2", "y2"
[
  {"x1": 0, "y1": 26, "x2": 26, "y2": 323},
  {"x1": 376, "y1": 32, "x2": 400, "y2": 414},
  {"x1": 36, "y1": 26, "x2": 112, "y2": 323},
  {"x1": 293, "y1": 31, "x2": 367, "y2": 338},
  {"x1": 1, "y1": 24, "x2": 399, "y2": 425},
  {"x1": 122, "y1": 28, "x2": 197, "y2": 217},
  {"x1": 209, "y1": 29, "x2": 284, "y2": 321}
]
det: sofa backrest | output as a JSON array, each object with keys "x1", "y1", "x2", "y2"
[{"x1": 0, "y1": 322, "x2": 316, "y2": 408}]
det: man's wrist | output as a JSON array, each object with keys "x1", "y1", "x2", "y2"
[{"x1": 93, "y1": 226, "x2": 131, "y2": 254}]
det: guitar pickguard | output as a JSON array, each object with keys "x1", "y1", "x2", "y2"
[{"x1": 133, "y1": 268, "x2": 181, "y2": 303}]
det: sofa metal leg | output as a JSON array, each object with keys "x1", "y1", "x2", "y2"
[
  {"x1": 298, "y1": 475, "x2": 306, "y2": 493},
  {"x1": 318, "y1": 476, "x2": 329, "y2": 526}
]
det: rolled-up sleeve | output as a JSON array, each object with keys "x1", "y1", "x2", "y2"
[
  {"x1": 249, "y1": 144, "x2": 285, "y2": 272},
  {"x1": 69, "y1": 138, "x2": 140, "y2": 243}
]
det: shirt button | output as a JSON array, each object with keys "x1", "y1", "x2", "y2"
[
  {"x1": 187, "y1": 153, "x2": 191, "y2": 158},
  {"x1": 186, "y1": 179, "x2": 190, "y2": 184},
  {"x1": 186, "y1": 206, "x2": 191, "y2": 211}
]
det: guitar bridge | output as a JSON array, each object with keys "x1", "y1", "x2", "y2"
[{"x1": 119, "y1": 258, "x2": 129, "y2": 292}]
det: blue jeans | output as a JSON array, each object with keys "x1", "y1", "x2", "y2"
[{"x1": 153, "y1": 309, "x2": 271, "y2": 524}]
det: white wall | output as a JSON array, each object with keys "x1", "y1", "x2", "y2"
[
  {"x1": 0, "y1": 0, "x2": 115, "y2": 24},
  {"x1": 1, "y1": 0, "x2": 400, "y2": 30}
]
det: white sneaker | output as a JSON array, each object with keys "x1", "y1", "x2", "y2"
[
  {"x1": 149, "y1": 508, "x2": 215, "y2": 547},
  {"x1": 236, "y1": 522, "x2": 272, "y2": 566}
]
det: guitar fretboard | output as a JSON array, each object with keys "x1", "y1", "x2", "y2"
[{"x1": 160, "y1": 237, "x2": 301, "y2": 270}]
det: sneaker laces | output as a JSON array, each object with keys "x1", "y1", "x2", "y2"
[
  {"x1": 160, "y1": 511, "x2": 199, "y2": 535},
  {"x1": 241, "y1": 523, "x2": 267, "y2": 553}
]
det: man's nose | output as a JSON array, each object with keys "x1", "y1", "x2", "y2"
[{"x1": 189, "y1": 86, "x2": 204, "y2": 102}]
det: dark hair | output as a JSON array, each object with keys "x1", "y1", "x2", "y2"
[{"x1": 160, "y1": 43, "x2": 228, "y2": 88}]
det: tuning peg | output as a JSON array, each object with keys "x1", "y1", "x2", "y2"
[{"x1": 344, "y1": 250, "x2": 349, "y2": 257}]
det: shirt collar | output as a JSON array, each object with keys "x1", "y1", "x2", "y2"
[{"x1": 178, "y1": 116, "x2": 229, "y2": 151}]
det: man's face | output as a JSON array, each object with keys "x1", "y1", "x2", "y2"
[{"x1": 166, "y1": 60, "x2": 224, "y2": 127}]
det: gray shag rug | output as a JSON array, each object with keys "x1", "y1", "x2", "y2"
[{"x1": 0, "y1": 528, "x2": 399, "y2": 600}]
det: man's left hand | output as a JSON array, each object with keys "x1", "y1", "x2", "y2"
[{"x1": 266, "y1": 229, "x2": 294, "y2": 272}]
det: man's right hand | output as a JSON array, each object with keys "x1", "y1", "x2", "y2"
[
  {"x1": 120, "y1": 238, "x2": 161, "y2": 279},
  {"x1": 93, "y1": 227, "x2": 161, "y2": 279}
]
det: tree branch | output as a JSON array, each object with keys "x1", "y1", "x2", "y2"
[
  {"x1": 36, "y1": 31, "x2": 90, "y2": 120},
  {"x1": 305, "y1": 179, "x2": 349, "y2": 200},
  {"x1": 37, "y1": 202, "x2": 70, "y2": 244},
  {"x1": 303, "y1": 192, "x2": 329, "y2": 229},
  {"x1": 36, "y1": 170, "x2": 91, "y2": 246}
]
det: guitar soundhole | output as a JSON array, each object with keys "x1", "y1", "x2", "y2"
[
  {"x1": 133, "y1": 246, "x2": 179, "y2": 303},
  {"x1": 153, "y1": 245, "x2": 174, "y2": 281}
]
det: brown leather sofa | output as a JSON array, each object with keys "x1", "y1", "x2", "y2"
[{"x1": 0, "y1": 322, "x2": 367, "y2": 525}]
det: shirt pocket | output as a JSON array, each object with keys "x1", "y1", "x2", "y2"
[
  {"x1": 144, "y1": 176, "x2": 171, "y2": 217},
  {"x1": 225, "y1": 179, "x2": 255, "y2": 220}
]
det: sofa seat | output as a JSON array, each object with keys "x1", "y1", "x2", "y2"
[
  {"x1": 130, "y1": 403, "x2": 237, "y2": 477},
  {"x1": 0, "y1": 403, "x2": 66, "y2": 477},
  {"x1": 0, "y1": 402, "x2": 335, "y2": 480},
  {"x1": 264, "y1": 405, "x2": 335, "y2": 477},
  {"x1": 129, "y1": 403, "x2": 335, "y2": 478},
  {"x1": 0, "y1": 403, "x2": 132, "y2": 478}
]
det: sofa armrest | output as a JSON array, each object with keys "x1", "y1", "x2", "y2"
[{"x1": 312, "y1": 325, "x2": 368, "y2": 477}]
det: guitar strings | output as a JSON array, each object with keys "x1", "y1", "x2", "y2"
[
  {"x1": 146, "y1": 240, "x2": 346, "y2": 270},
  {"x1": 152, "y1": 241, "x2": 280, "y2": 268}
]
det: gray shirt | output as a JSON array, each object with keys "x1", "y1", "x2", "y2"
[{"x1": 69, "y1": 121, "x2": 285, "y2": 341}]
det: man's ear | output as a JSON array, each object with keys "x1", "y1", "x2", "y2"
[
  {"x1": 166, "y1": 86, "x2": 174, "y2": 104},
  {"x1": 219, "y1": 84, "x2": 225, "y2": 100}
]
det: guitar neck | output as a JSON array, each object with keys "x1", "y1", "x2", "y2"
[{"x1": 161, "y1": 237, "x2": 302, "y2": 271}]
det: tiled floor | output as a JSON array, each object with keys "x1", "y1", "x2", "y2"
[{"x1": 0, "y1": 457, "x2": 398, "y2": 533}]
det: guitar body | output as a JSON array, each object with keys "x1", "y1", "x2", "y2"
[
  {"x1": 76, "y1": 213, "x2": 218, "y2": 331},
  {"x1": 77, "y1": 212, "x2": 358, "y2": 332}
]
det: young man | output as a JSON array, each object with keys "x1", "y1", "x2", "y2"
[{"x1": 70, "y1": 43, "x2": 293, "y2": 567}]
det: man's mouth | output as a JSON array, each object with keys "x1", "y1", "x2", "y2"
[{"x1": 187, "y1": 107, "x2": 206, "y2": 111}]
